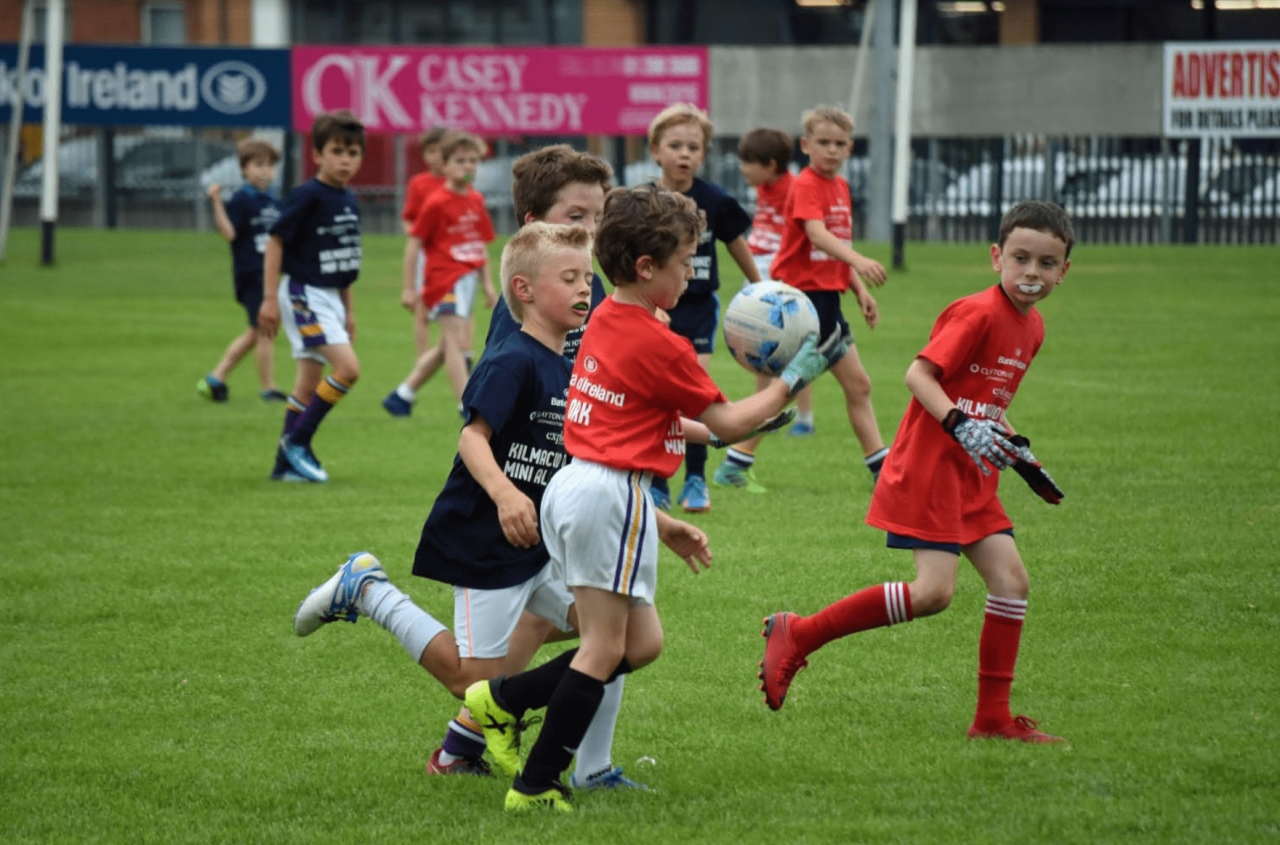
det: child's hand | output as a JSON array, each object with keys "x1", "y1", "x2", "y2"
[
  {"x1": 206, "y1": 184, "x2": 221, "y2": 201},
  {"x1": 494, "y1": 488, "x2": 540, "y2": 548},
  {"x1": 853, "y1": 255, "x2": 887, "y2": 287},
  {"x1": 658, "y1": 516, "x2": 712, "y2": 573},
  {"x1": 856, "y1": 288, "x2": 879, "y2": 329},
  {"x1": 257, "y1": 299, "x2": 280, "y2": 339},
  {"x1": 400, "y1": 288, "x2": 417, "y2": 312}
]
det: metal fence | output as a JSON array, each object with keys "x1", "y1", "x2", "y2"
[{"x1": 5, "y1": 127, "x2": 1278, "y2": 244}]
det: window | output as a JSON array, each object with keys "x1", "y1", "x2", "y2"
[
  {"x1": 29, "y1": 1, "x2": 73, "y2": 44},
  {"x1": 142, "y1": 2, "x2": 187, "y2": 45}
]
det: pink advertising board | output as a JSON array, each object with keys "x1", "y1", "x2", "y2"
[{"x1": 292, "y1": 45, "x2": 708, "y2": 136}]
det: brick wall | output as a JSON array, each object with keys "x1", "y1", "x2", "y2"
[{"x1": 583, "y1": 0, "x2": 644, "y2": 46}]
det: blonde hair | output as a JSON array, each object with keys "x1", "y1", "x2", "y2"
[
  {"x1": 802, "y1": 105, "x2": 854, "y2": 137},
  {"x1": 647, "y1": 103, "x2": 713, "y2": 150},
  {"x1": 501, "y1": 221, "x2": 594, "y2": 324}
]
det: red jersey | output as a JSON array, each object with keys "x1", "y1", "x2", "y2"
[
  {"x1": 769, "y1": 166, "x2": 854, "y2": 292},
  {"x1": 564, "y1": 297, "x2": 726, "y2": 478},
  {"x1": 401, "y1": 171, "x2": 445, "y2": 225},
  {"x1": 747, "y1": 171, "x2": 793, "y2": 257},
  {"x1": 411, "y1": 187, "x2": 495, "y2": 308},
  {"x1": 866, "y1": 285, "x2": 1045, "y2": 545}
]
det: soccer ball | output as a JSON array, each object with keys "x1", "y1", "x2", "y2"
[{"x1": 722, "y1": 281, "x2": 820, "y2": 377}]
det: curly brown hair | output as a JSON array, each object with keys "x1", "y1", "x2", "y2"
[{"x1": 594, "y1": 185, "x2": 702, "y2": 286}]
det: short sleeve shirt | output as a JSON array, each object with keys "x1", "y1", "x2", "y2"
[
  {"x1": 746, "y1": 171, "x2": 793, "y2": 259},
  {"x1": 866, "y1": 285, "x2": 1045, "y2": 545},
  {"x1": 412, "y1": 331, "x2": 572, "y2": 590},
  {"x1": 401, "y1": 171, "x2": 446, "y2": 224},
  {"x1": 682, "y1": 177, "x2": 753, "y2": 296},
  {"x1": 270, "y1": 178, "x2": 362, "y2": 289},
  {"x1": 564, "y1": 297, "x2": 726, "y2": 478},
  {"x1": 484, "y1": 272, "x2": 608, "y2": 366},
  {"x1": 770, "y1": 166, "x2": 853, "y2": 292},
  {"x1": 411, "y1": 187, "x2": 495, "y2": 308},
  {"x1": 224, "y1": 186, "x2": 282, "y2": 278}
]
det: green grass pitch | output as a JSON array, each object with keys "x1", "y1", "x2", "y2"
[{"x1": 2, "y1": 226, "x2": 1277, "y2": 843}]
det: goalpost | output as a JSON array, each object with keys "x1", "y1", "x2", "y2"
[{"x1": 0, "y1": 0, "x2": 36, "y2": 263}]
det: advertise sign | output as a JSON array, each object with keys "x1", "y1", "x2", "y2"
[
  {"x1": 0, "y1": 44, "x2": 291, "y2": 127},
  {"x1": 1163, "y1": 41, "x2": 1280, "y2": 138},
  {"x1": 292, "y1": 45, "x2": 708, "y2": 136}
]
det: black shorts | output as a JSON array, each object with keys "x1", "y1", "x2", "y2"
[
  {"x1": 886, "y1": 528, "x2": 1014, "y2": 556},
  {"x1": 234, "y1": 272, "x2": 265, "y2": 327},
  {"x1": 801, "y1": 290, "x2": 854, "y2": 356},
  {"x1": 666, "y1": 292, "x2": 720, "y2": 354}
]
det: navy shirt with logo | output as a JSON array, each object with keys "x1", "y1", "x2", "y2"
[
  {"x1": 270, "y1": 178, "x2": 362, "y2": 289},
  {"x1": 682, "y1": 177, "x2": 753, "y2": 297},
  {"x1": 224, "y1": 184, "x2": 282, "y2": 280},
  {"x1": 482, "y1": 272, "x2": 608, "y2": 367},
  {"x1": 413, "y1": 331, "x2": 572, "y2": 590}
]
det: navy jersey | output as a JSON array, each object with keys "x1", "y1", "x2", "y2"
[
  {"x1": 270, "y1": 178, "x2": 362, "y2": 289},
  {"x1": 224, "y1": 185, "x2": 282, "y2": 278},
  {"x1": 482, "y1": 272, "x2": 608, "y2": 366},
  {"x1": 412, "y1": 331, "x2": 572, "y2": 590},
  {"x1": 683, "y1": 177, "x2": 753, "y2": 296}
]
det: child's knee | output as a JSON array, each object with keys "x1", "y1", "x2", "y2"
[
  {"x1": 909, "y1": 580, "x2": 955, "y2": 617},
  {"x1": 626, "y1": 629, "x2": 664, "y2": 671}
]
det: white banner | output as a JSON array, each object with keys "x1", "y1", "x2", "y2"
[{"x1": 1163, "y1": 41, "x2": 1280, "y2": 138}]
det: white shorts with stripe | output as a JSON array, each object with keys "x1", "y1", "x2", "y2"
[
  {"x1": 541, "y1": 459, "x2": 658, "y2": 606},
  {"x1": 428, "y1": 270, "x2": 480, "y2": 321},
  {"x1": 451, "y1": 563, "x2": 573, "y2": 660},
  {"x1": 278, "y1": 276, "x2": 350, "y2": 363}
]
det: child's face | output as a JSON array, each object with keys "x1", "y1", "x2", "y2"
[
  {"x1": 991, "y1": 227, "x2": 1071, "y2": 313},
  {"x1": 242, "y1": 157, "x2": 277, "y2": 192},
  {"x1": 424, "y1": 144, "x2": 444, "y2": 174},
  {"x1": 535, "y1": 181, "x2": 607, "y2": 236},
  {"x1": 522, "y1": 246, "x2": 595, "y2": 333},
  {"x1": 800, "y1": 120, "x2": 852, "y2": 177},
  {"x1": 739, "y1": 159, "x2": 777, "y2": 188},
  {"x1": 645, "y1": 235, "x2": 697, "y2": 309},
  {"x1": 313, "y1": 139, "x2": 364, "y2": 188},
  {"x1": 443, "y1": 148, "x2": 481, "y2": 188},
  {"x1": 651, "y1": 122, "x2": 706, "y2": 189}
]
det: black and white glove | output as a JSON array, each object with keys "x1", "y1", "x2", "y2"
[
  {"x1": 941, "y1": 409, "x2": 1017, "y2": 476},
  {"x1": 709, "y1": 408, "x2": 798, "y2": 448},
  {"x1": 1006, "y1": 434, "x2": 1064, "y2": 504}
]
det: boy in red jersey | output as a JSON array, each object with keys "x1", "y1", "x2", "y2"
[
  {"x1": 758, "y1": 200, "x2": 1073, "y2": 745},
  {"x1": 461, "y1": 185, "x2": 831, "y2": 812},
  {"x1": 770, "y1": 105, "x2": 890, "y2": 482},
  {"x1": 399, "y1": 126, "x2": 449, "y2": 356}
]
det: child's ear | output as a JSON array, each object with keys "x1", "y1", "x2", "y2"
[
  {"x1": 512, "y1": 274, "x2": 535, "y2": 303},
  {"x1": 635, "y1": 255, "x2": 655, "y2": 280}
]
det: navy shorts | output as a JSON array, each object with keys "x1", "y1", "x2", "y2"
[
  {"x1": 667, "y1": 292, "x2": 720, "y2": 354},
  {"x1": 886, "y1": 528, "x2": 1014, "y2": 556},
  {"x1": 802, "y1": 290, "x2": 854, "y2": 356},
  {"x1": 234, "y1": 272, "x2": 265, "y2": 328}
]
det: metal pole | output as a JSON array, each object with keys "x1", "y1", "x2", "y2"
[
  {"x1": 848, "y1": 1, "x2": 875, "y2": 119},
  {"x1": 0, "y1": 0, "x2": 36, "y2": 262},
  {"x1": 40, "y1": 0, "x2": 66, "y2": 266},
  {"x1": 890, "y1": 0, "x2": 917, "y2": 270},
  {"x1": 866, "y1": 0, "x2": 895, "y2": 243}
]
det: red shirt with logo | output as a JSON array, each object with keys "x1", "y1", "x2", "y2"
[
  {"x1": 401, "y1": 171, "x2": 445, "y2": 225},
  {"x1": 747, "y1": 171, "x2": 793, "y2": 258},
  {"x1": 769, "y1": 166, "x2": 854, "y2": 292},
  {"x1": 564, "y1": 297, "x2": 726, "y2": 478},
  {"x1": 411, "y1": 186, "x2": 495, "y2": 308},
  {"x1": 866, "y1": 285, "x2": 1045, "y2": 545}
]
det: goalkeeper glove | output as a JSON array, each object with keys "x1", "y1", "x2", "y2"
[
  {"x1": 1006, "y1": 434, "x2": 1064, "y2": 504},
  {"x1": 779, "y1": 334, "x2": 828, "y2": 396},
  {"x1": 708, "y1": 408, "x2": 797, "y2": 448},
  {"x1": 816, "y1": 331, "x2": 848, "y2": 366},
  {"x1": 941, "y1": 409, "x2": 1017, "y2": 476}
]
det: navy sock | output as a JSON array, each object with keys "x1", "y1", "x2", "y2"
[
  {"x1": 494, "y1": 648, "x2": 578, "y2": 716},
  {"x1": 686, "y1": 443, "x2": 707, "y2": 478},
  {"x1": 290, "y1": 375, "x2": 350, "y2": 447},
  {"x1": 518, "y1": 668, "x2": 605, "y2": 792}
]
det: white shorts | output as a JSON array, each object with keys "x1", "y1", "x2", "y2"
[
  {"x1": 753, "y1": 253, "x2": 776, "y2": 282},
  {"x1": 428, "y1": 270, "x2": 479, "y2": 321},
  {"x1": 414, "y1": 250, "x2": 426, "y2": 296},
  {"x1": 541, "y1": 459, "x2": 658, "y2": 606},
  {"x1": 452, "y1": 563, "x2": 574, "y2": 659},
  {"x1": 278, "y1": 276, "x2": 350, "y2": 363}
]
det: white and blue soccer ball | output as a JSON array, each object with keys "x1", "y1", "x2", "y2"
[{"x1": 722, "y1": 280, "x2": 820, "y2": 377}]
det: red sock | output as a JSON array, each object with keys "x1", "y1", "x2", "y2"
[
  {"x1": 790, "y1": 582, "x2": 912, "y2": 656},
  {"x1": 972, "y1": 595, "x2": 1027, "y2": 730}
]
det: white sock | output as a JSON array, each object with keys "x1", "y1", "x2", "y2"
[
  {"x1": 357, "y1": 580, "x2": 447, "y2": 662},
  {"x1": 573, "y1": 675, "x2": 624, "y2": 782},
  {"x1": 796, "y1": 410, "x2": 814, "y2": 425},
  {"x1": 864, "y1": 447, "x2": 889, "y2": 468},
  {"x1": 395, "y1": 382, "x2": 416, "y2": 403},
  {"x1": 725, "y1": 447, "x2": 755, "y2": 468}
]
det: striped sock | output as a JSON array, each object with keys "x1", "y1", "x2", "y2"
[
  {"x1": 439, "y1": 714, "x2": 487, "y2": 763},
  {"x1": 290, "y1": 375, "x2": 351, "y2": 447},
  {"x1": 725, "y1": 447, "x2": 755, "y2": 469},
  {"x1": 790, "y1": 582, "x2": 913, "y2": 655},
  {"x1": 972, "y1": 595, "x2": 1027, "y2": 730},
  {"x1": 272, "y1": 397, "x2": 307, "y2": 474},
  {"x1": 864, "y1": 447, "x2": 890, "y2": 477}
]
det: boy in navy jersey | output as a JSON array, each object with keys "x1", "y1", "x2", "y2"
[
  {"x1": 197, "y1": 139, "x2": 285, "y2": 403},
  {"x1": 257, "y1": 110, "x2": 365, "y2": 483},
  {"x1": 645, "y1": 103, "x2": 762, "y2": 514}
]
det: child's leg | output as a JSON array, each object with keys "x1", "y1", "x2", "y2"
[
  {"x1": 829, "y1": 347, "x2": 890, "y2": 475},
  {"x1": 289, "y1": 343, "x2": 359, "y2": 448},
  {"x1": 462, "y1": 314, "x2": 477, "y2": 376},
  {"x1": 437, "y1": 313, "x2": 471, "y2": 403},
  {"x1": 413, "y1": 298, "x2": 432, "y2": 356},
  {"x1": 714, "y1": 371, "x2": 771, "y2": 492},
  {"x1": 791, "y1": 383, "x2": 815, "y2": 433},
  {"x1": 678, "y1": 352, "x2": 714, "y2": 511},
  {"x1": 210, "y1": 328, "x2": 257, "y2": 382},
  {"x1": 253, "y1": 330, "x2": 278, "y2": 393},
  {"x1": 404, "y1": 345, "x2": 444, "y2": 392}
]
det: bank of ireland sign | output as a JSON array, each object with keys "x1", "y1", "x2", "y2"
[{"x1": 292, "y1": 45, "x2": 708, "y2": 136}]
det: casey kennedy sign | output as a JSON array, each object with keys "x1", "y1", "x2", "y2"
[
  {"x1": 1164, "y1": 41, "x2": 1280, "y2": 138},
  {"x1": 292, "y1": 45, "x2": 708, "y2": 136}
]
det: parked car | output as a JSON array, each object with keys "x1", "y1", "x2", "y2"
[
  {"x1": 15, "y1": 132, "x2": 234, "y2": 200},
  {"x1": 13, "y1": 133, "x2": 148, "y2": 197}
]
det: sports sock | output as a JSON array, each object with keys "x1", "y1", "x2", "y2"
[
  {"x1": 290, "y1": 375, "x2": 352, "y2": 447},
  {"x1": 272, "y1": 397, "x2": 307, "y2": 473},
  {"x1": 573, "y1": 675, "x2": 624, "y2": 781},
  {"x1": 972, "y1": 595, "x2": 1026, "y2": 730},
  {"x1": 438, "y1": 714, "x2": 486, "y2": 764},
  {"x1": 790, "y1": 582, "x2": 913, "y2": 656},
  {"x1": 518, "y1": 668, "x2": 604, "y2": 792},
  {"x1": 394, "y1": 382, "x2": 416, "y2": 403},
  {"x1": 724, "y1": 447, "x2": 755, "y2": 469},
  {"x1": 493, "y1": 647, "x2": 579, "y2": 716},
  {"x1": 356, "y1": 580, "x2": 448, "y2": 664},
  {"x1": 463, "y1": 351, "x2": 475, "y2": 376},
  {"x1": 864, "y1": 447, "x2": 890, "y2": 477},
  {"x1": 795, "y1": 410, "x2": 815, "y2": 426},
  {"x1": 686, "y1": 443, "x2": 707, "y2": 478}
]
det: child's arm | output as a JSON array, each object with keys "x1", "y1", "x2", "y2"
[
  {"x1": 401, "y1": 235, "x2": 422, "y2": 312},
  {"x1": 480, "y1": 253, "x2": 498, "y2": 309},
  {"x1": 206, "y1": 185, "x2": 235, "y2": 242},
  {"x1": 906, "y1": 357, "x2": 1016, "y2": 477},
  {"x1": 457, "y1": 417, "x2": 540, "y2": 548},
  {"x1": 726, "y1": 235, "x2": 762, "y2": 283},
  {"x1": 802, "y1": 219, "x2": 887, "y2": 286},
  {"x1": 698, "y1": 336, "x2": 828, "y2": 442},
  {"x1": 258, "y1": 234, "x2": 284, "y2": 338},
  {"x1": 654, "y1": 509, "x2": 711, "y2": 573}
]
